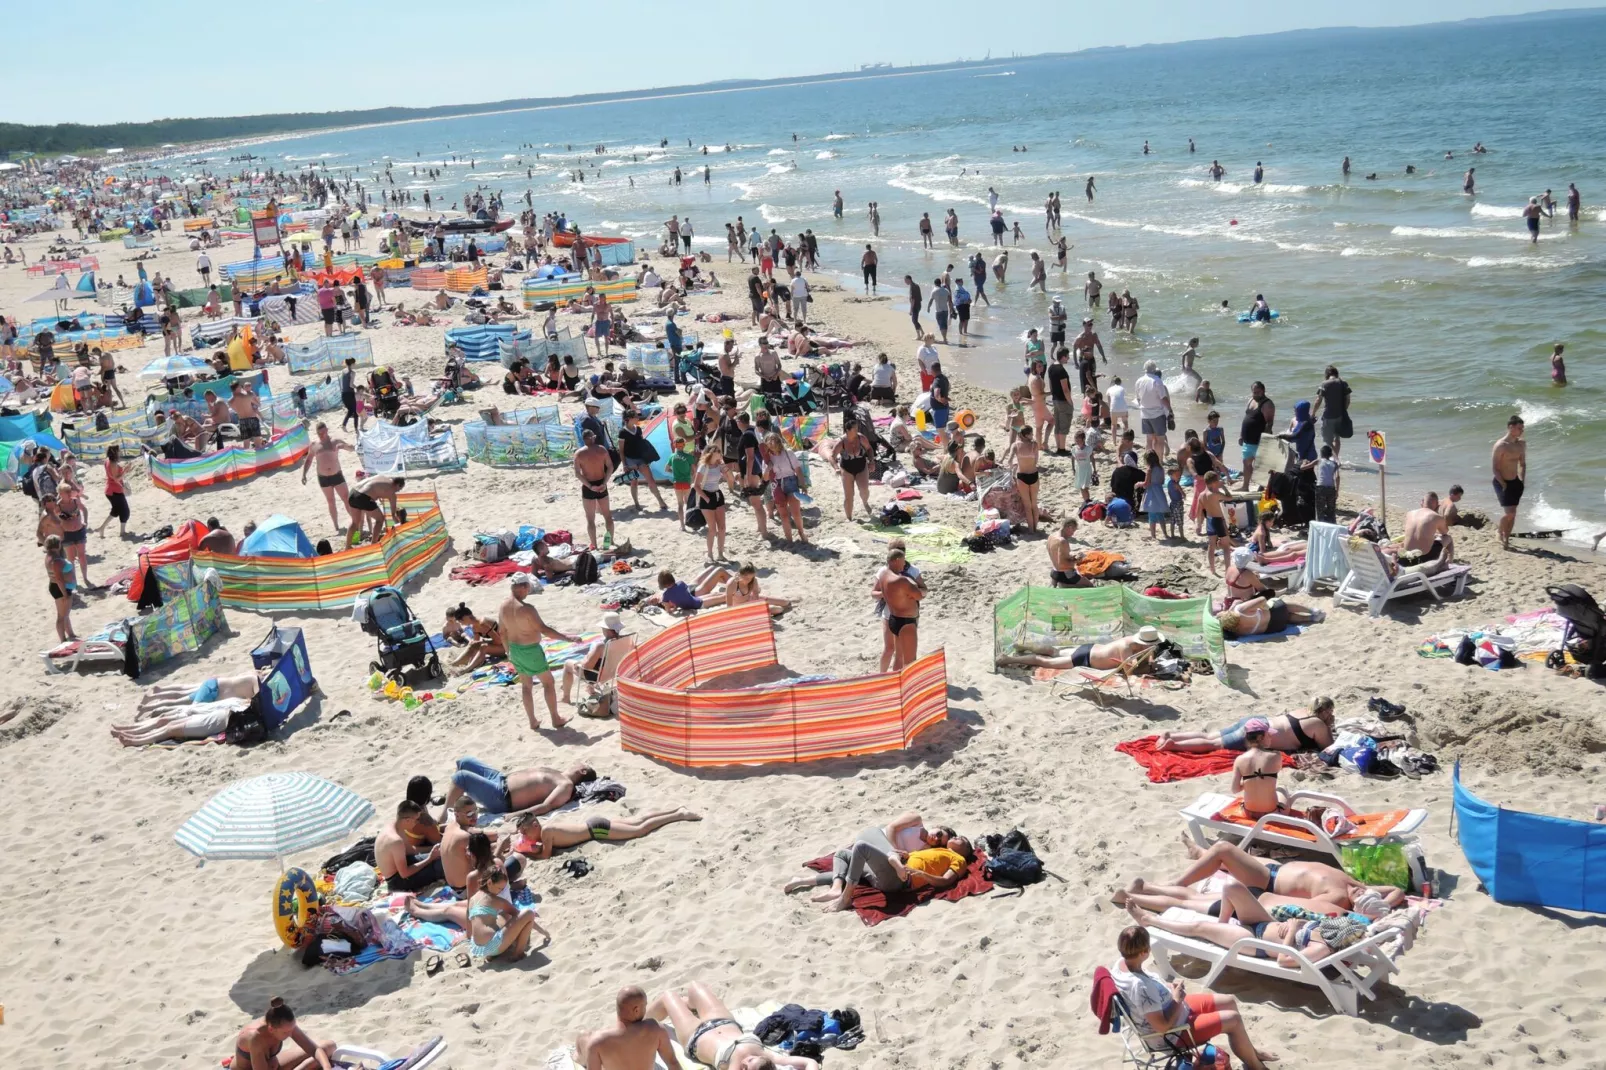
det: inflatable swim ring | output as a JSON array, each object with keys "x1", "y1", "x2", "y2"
[
  {"x1": 1237, "y1": 309, "x2": 1280, "y2": 323},
  {"x1": 955, "y1": 409, "x2": 977, "y2": 431},
  {"x1": 273, "y1": 867, "x2": 321, "y2": 947}
]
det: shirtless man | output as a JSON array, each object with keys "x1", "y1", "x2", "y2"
[
  {"x1": 1084, "y1": 270, "x2": 1102, "y2": 309},
  {"x1": 300, "y1": 422, "x2": 353, "y2": 530},
  {"x1": 1439, "y1": 484, "x2": 1464, "y2": 527},
  {"x1": 574, "y1": 429, "x2": 615, "y2": 549},
  {"x1": 202, "y1": 390, "x2": 233, "y2": 448},
  {"x1": 1047, "y1": 518, "x2": 1090, "y2": 587},
  {"x1": 347, "y1": 474, "x2": 405, "y2": 542},
  {"x1": 1395, "y1": 492, "x2": 1454, "y2": 573},
  {"x1": 446, "y1": 759, "x2": 598, "y2": 816},
  {"x1": 440, "y1": 795, "x2": 480, "y2": 894},
  {"x1": 1490, "y1": 414, "x2": 1526, "y2": 550},
  {"x1": 996, "y1": 626, "x2": 1164, "y2": 672},
  {"x1": 198, "y1": 517, "x2": 236, "y2": 554},
  {"x1": 1147, "y1": 839, "x2": 1406, "y2": 912},
  {"x1": 881, "y1": 548, "x2": 924, "y2": 670},
  {"x1": 500, "y1": 573, "x2": 580, "y2": 732},
  {"x1": 1071, "y1": 317, "x2": 1106, "y2": 388},
  {"x1": 230, "y1": 382, "x2": 266, "y2": 448},
  {"x1": 577, "y1": 986, "x2": 679, "y2": 1070},
  {"x1": 374, "y1": 800, "x2": 445, "y2": 892}
]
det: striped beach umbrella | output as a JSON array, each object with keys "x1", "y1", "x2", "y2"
[{"x1": 175, "y1": 772, "x2": 374, "y2": 866}]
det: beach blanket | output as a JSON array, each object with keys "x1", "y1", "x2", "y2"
[
  {"x1": 869, "y1": 523, "x2": 972, "y2": 565},
  {"x1": 323, "y1": 915, "x2": 423, "y2": 975},
  {"x1": 450, "y1": 560, "x2": 530, "y2": 586},
  {"x1": 1421, "y1": 607, "x2": 1568, "y2": 664},
  {"x1": 1115, "y1": 735, "x2": 1295, "y2": 784},
  {"x1": 1227, "y1": 624, "x2": 1305, "y2": 644},
  {"x1": 1213, "y1": 798, "x2": 1411, "y2": 841},
  {"x1": 802, "y1": 853, "x2": 993, "y2": 926},
  {"x1": 1075, "y1": 550, "x2": 1127, "y2": 578}
]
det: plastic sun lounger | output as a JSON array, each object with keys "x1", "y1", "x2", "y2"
[
  {"x1": 1180, "y1": 789, "x2": 1429, "y2": 865},
  {"x1": 1332, "y1": 537, "x2": 1471, "y2": 617},
  {"x1": 1144, "y1": 922, "x2": 1404, "y2": 1017},
  {"x1": 334, "y1": 1038, "x2": 447, "y2": 1070}
]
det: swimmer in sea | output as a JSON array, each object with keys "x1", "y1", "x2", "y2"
[
  {"x1": 1463, "y1": 167, "x2": 1475, "y2": 194},
  {"x1": 1179, "y1": 337, "x2": 1200, "y2": 381},
  {"x1": 1551, "y1": 343, "x2": 1566, "y2": 386}
]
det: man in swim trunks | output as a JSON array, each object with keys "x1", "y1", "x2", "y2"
[
  {"x1": 135, "y1": 672, "x2": 262, "y2": 717},
  {"x1": 996, "y1": 626, "x2": 1165, "y2": 672},
  {"x1": 500, "y1": 573, "x2": 581, "y2": 732},
  {"x1": 375, "y1": 799, "x2": 445, "y2": 892},
  {"x1": 1490, "y1": 414, "x2": 1526, "y2": 550},
  {"x1": 577, "y1": 986, "x2": 681, "y2": 1070},
  {"x1": 1237, "y1": 382, "x2": 1275, "y2": 491},
  {"x1": 446, "y1": 758, "x2": 599, "y2": 815},
  {"x1": 647, "y1": 981, "x2": 820, "y2": 1070},
  {"x1": 347, "y1": 474, "x2": 405, "y2": 542},
  {"x1": 300, "y1": 422, "x2": 354, "y2": 532},
  {"x1": 1047, "y1": 518, "x2": 1091, "y2": 587},
  {"x1": 1392, "y1": 492, "x2": 1455, "y2": 573},
  {"x1": 509, "y1": 807, "x2": 701, "y2": 860},
  {"x1": 881, "y1": 548, "x2": 924, "y2": 670},
  {"x1": 575, "y1": 424, "x2": 616, "y2": 549},
  {"x1": 1164, "y1": 840, "x2": 1405, "y2": 913}
]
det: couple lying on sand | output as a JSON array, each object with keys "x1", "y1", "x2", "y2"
[
  {"x1": 109, "y1": 671, "x2": 264, "y2": 746},
  {"x1": 779, "y1": 811, "x2": 972, "y2": 912},
  {"x1": 579, "y1": 982, "x2": 821, "y2": 1070}
]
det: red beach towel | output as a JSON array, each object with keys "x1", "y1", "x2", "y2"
[
  {"x1": 1115, "y1": 735, "x2": 1295, "y2": 784},
  {"x1": 803, "y1": 853, "x2": 994, "y2": 926},
  {"x1": 449, "y1": 560, "x2": 530, "y2": 586}
]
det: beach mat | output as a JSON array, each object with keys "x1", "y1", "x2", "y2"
[
  {"x1": 803, "y1": 853, "x2": 993, "y2": 925},
  {"x1": 1227, "y1": 624, "x2": 1304, "y2": 644},
  {"x1": 1115, "y1": 735, "x2": 1295, "y2": 784}
]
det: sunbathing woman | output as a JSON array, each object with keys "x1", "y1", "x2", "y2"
[
  {"x1": 137, "y1": 673, "x2": 262, "y2": 716},
  {"x1": 725, "y1": 562, "x2": 795, "y2": 614},
  {"x1": 446, "y1": 604, "x2": 505, "y2": 672},
  {"x1": 1156, "y1": 695, "x2": 1336, "y2": 753},
  {"x1": 996, "y1": 626, "x2": 1164, "y2": 672},
  {"x1": 232, "y1": 998, "x2": 336, "y2": 1070},
  {"x1": 782, "y1": 811, "x2": 953, "y2": 897},
  {"x1": 1215, "y1": 595, "x2": 1323, "y2": 638},
  {"x1": 1230, "y1": 718, "x2": 1284, "y2": 817},
  {"x1": 647, "y1": 980, "x2": 820, "y2": 1070},
  {"x1": 465, "y1": 864, "x2": 548, "y2": 964},
  {"x1": 1124, "y1": 892, "x2": 1376, "y2": 973},
  {"x1": 816, "y1": 835, "x2": 974, "y2": 912},
  {"x1": 508, "y1": 807, "x2": 701, "y2": 860},
  {"x1": 1112, "y1": 868, "x2": 1385, "y2": 925},
  {"x1": 1222, "y1": 547, "x2": 1274, "y2": 606},
  {"x1": 404, "y1": 830, "x2": 528, "y2": 929}
]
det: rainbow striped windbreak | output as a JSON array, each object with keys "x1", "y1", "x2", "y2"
[
  {"x1": 193, "y1": 491, "x2": 450, "y2": 612},
  {"x1": 149, "y1": 424, "x2": 311, "y2": 494},
  {"x1": 617, "y1": 601, "x2": 947, "y2": 767}
]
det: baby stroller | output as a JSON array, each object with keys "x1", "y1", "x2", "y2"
[
  {"x1": 360, "y1": 584, "x2": 442, "y2": 683},
  {"x1": 1545, "y1": 584, "x2": 1605, "y2": 678},
  {"x1": 843, "y1": 403, "x2": 899, "y2": 480},
  {"x1": 766, "y1": 377, "x2": 821, "y2": 416}
]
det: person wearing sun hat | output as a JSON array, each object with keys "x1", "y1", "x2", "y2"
[
  {"x1": 561, "y1": 611, "x2": 633, "y2": 708},
  {"x1": 996, "y1": 624, "x2": 1164, "y2": 672}
]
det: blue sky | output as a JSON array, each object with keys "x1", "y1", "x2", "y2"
[{"x1": 3, "y1": 1, "x2": 1594, "y2": 124}]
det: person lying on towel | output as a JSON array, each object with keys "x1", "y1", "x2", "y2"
[
  {"x1": 109, "y1": 670, "x2": 264, "y2": 746},
  {"x1": 1156, "y1": 696, "x2": 1336, "y2": 754},
  {"x1": 815, "y1": 834, "x2": 975, "y2": 913},
  {"x1": 996, "y1": 626, "x2": 1165, "y2": 673},
  {"x1": 1215, "y1": 595, "x2": 1323, "y2": 638}
]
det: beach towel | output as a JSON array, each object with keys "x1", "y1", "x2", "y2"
[
  {"x1": 1227, "y1": 624, "x2": 1305, "y2": 644},
  {"x1": 1213, "y1": 798, "x2": 1410, "y2": 841},
  {"x1": 323, "y1": 915, "x2": 424, "y2": 975},
  {"x1": 449, "y1": 560, "x2": 531, "y2": 586},
  {"x1": 1115, "y1": 735, "x2": 1295, "y2": 784},
  {"x1": 1075, "y1": 550, "x2": 1127, "y2": 578},
  {"x1": 802, "y1": 853, "x2": 993, "y2": 926}
]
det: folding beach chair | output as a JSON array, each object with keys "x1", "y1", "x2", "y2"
[
  {"x1": 1090, "y1": 968, "x2": 1201, "y2": 1070},
  {"x1": 1332, "y1": 537, "x2": 1471, "y2": 617},
  {"x1": 1056, "y1": 650, "x2": 1184, "y2": 708},
  {"x1": 1180, "y1": 788, "x2": 1429, "y2": 866},
  {"x1": 1144, "y1": 922, "x2": 1407, "y2": 1016},
  {"x1": 334, "y1": 1037, "x2": 447, "y2": 1070}
]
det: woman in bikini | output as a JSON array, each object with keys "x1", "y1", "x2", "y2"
[
  {"x1": 1005, "y1": 425, "x2": 1041, "y2": 532},
  {"x1": 508, "y1": 807, "x2": 701, "y2": 860},
  {"x1": 445, "y1": 604, "x2": 505, "y2": 672},
  {"x1": 831, "y1": 421, "x2": 873, "y2": 521},
  {"x1": 44, "y1": 534, "x2": 76, "y2": 641},
  {"x1": 1231, "y1": 718, "x2": 1284, "y2": 816},
  {"x1": 1156, "y1": 696, "x2": 1337, "y2": 753},
  {"x1": 726, "y1": 562, "x2": 794, "y2": 614},
  {"x1": 47, "y1": 483, "x2": 95, "y2": 589},
  {"x1": 691, "y1": 443, "x2": 729, "y2": 561},
  {"x1": 232, "y1": 998, "x2": 336, "y2": 1070},
  {"x1": 1028, "y1": 359, "x2": 1051, "y2": 447},
  {"x1": 464, "y1": 864, "x2": 546, "y2": 964},
  {"x1": 1216, "y1": 595, "x2": 1323, "y2": 638},
  {"x1": 936, "y1": 440, "x2": 965, "y2": 495},
  {"x1": 1124, "y1": 893, "x2": 1361, "y2": 973},
  {"x1": 647, "y1": 981, "x2": 821, "y2": 1070}
]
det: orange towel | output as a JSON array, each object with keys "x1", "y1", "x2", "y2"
[
  {"x1": 1075, "y1": 550, "x2": 1127, "y2": 577},
  {"x1": 1213, "y1": 798, "x2": 1409, "y2": 841}
]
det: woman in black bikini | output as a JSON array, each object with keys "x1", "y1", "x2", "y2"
[
  {"x1": 445, "y1": 604, "x2": 505, "y2": 672},
  {"x1": 1231, "y1": 719, "x2": 1284, "y2": 817},
  {"x1": 831, "y1": 422, "x2": 873, "y2": 521},
  {"x1": 1006, "y1": 425, "x2": 1041, "y2": 533},
  {"x1": 232, "y1": 998, "x2": 335, "y2": 1070},
  {"x1": 936, "y1": 439, "x2": 965, "y2": 495},
  {"x1": 1157, "y1": 696, "x2": 1336, "y2": 754}
]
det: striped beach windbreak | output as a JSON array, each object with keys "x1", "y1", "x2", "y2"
[
  {"x1": 617, "y1": 602, "x2": 948, "y2": 767},
  {"x1": 150, "y1": 424, "x2": 312, "y2": 494}
]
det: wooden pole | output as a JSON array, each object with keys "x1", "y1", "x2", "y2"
[{"x1": 1379, "y1": 462, "x2": 1388, "y2": 536}]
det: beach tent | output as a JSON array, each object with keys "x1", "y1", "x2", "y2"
[
  {"x1": 240, "y1": 515, "x2": 317, "y2": 558},
  {"x1": 0, "y1": 410, "x2": 53, "y2": 443},
  {"x1": 74, "y1": 271, "x2": 97, "y2": 295},
  {"x1": 127, "y1": 519, "x2": 210, "y2": 604},
  {"x1": 1453, "y1": 762, "x2": 1606, "y2": 913},
  {"x1": 993, "y1": 585, "x2": 1229, "y2": 682}
]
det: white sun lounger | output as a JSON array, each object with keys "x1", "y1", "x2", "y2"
[
  {"x1": 335, "y1": 1037, "x2": 447, "y2": 1070},
  {"x1": 1145, "y1": 923, "x2": 1404, "y2": 1016},
  {"x1": 1180, "y1": 790, "x2": 1429, "y2": 865},
  {"x1": 1332, "y1": 536, "x2": 1471, "y2": 617}
]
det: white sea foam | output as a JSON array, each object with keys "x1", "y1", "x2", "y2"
[
  {"x1": 1465, "y1": 254, "x2": 1579, "y2": 269},
  {"x1": 1141, "y1": 223, "x2": 1213, "y2": 237},
  {"x1": 815, "y1": 151, "x2": 839, "y2": 161},
  {"x1": 1391, "y1": 225, "x2": 1557, "y2": 241},
  {"x1": 765, "y1": 162, "x2": 795, "y2": 175},
  {"x1": 1469, "y1": 202, "x2": 1524, "y2": 219},
  {"x1": 822, "y1": 133, "x2": 853, "y2": 141},
  {"x1": 1525, "y1": 497, "x2": 1593, "y2": 542},
  {"x1": 767, "y1": 148, "x2": 789, "y2": 156},
  {"x1": 1260, "y1": 183, "x2": 1311, "y2": 194},
  {"x1": 758, "y1": 204, "x2": 789, "y2": 224},
  {"x1": 731, "y1": 182, "x2": 757, "y2": 200}
]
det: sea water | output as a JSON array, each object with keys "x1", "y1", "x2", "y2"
[{"x1": 184, "y1": 13, "x2": 1606, "y2": 538}]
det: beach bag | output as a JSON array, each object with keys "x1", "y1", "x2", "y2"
[
  {"x1": 1079, "y1": 501, "x2": 1106, "y2": 522},
  {"x1": 577, "y1": 685, "x2": 617, "y2": 719},
  {"x1": 986, "y1": 848, "x2": 1044, "y2": 887},
  {"x1": 571, "y1": 550, "x2": 600, "y2": 586}
]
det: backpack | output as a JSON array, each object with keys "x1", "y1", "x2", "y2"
[
  {"x1": 1079, "y1": 501, "x2": 1106, "y2": 522},
  {"x1": 571, "y1": 550, "x2": 600, "y2": 586},
  {"x1": 981, "y1": 829, "x2": 1046, "y2": 888}
]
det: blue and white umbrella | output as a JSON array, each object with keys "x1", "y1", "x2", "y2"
[
  {"x1": 174, "y1": 772, "x2": 374, "y2": 866},
  {"x1": 139, "y1": 354, "x2": 215, "y2": 379}
]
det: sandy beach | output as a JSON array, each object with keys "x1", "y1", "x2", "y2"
[{"x1": 1, "y1": 211, "x2": 1604, "y2": 1070}]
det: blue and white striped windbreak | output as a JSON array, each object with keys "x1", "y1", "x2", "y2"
[{"x1": 174, "y1": 772, "x2": 374, "y2": 862}]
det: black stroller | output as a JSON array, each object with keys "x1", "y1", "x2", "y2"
[
  {"x1": 361, "y1": 585, "x2": 442, "y2": 683},
  {"x1": 842, "y1": 403, "x2": 899, "y2": 480},
  {"x1": 1545, "y1": 584, "x2": 1605, "y2": 679}
]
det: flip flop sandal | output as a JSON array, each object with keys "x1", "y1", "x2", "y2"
[
  {"x1": 425, "y1": 954, "x2": 444, "y2": 976},
  {"x1": 455, "y1": 951, "x2": 472, "y2": 969}
]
